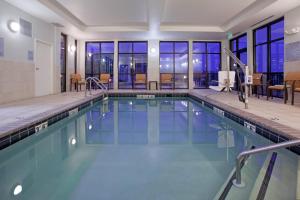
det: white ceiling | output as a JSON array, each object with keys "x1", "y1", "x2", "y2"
[
  {"x1": 161, "y1": 0, "x2": 255, "y2": 26},
  {"x1": 5, "y1": 0, "x2": 300, "y2": 40},
  {"x1": 56, "y1": 0, "x2": 148, "y2": 26}
]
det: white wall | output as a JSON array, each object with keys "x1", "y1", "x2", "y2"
[
  {"x1": 284, "y1": 5, "x2": 300, "y2": 73},
  {"x1": 0, "y1": 0, "x2": 57, "y2": 103},
  {"x1": 0, "y1": 0, "x2": 80, "y2": 103}
]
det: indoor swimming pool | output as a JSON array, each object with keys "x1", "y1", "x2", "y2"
[{"x1": 0, "y1": 97, "x2": 299, "y2": 200}]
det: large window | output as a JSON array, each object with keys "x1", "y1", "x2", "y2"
[
  {"x1": 160, "y1": 41, "x2": 189, "y2": 89},
  {"x1": 193, "y1": 42, "x2": 221, "y2": 88},
  {"x1": 230, "y1": 34, "x2": 247, "y2": 89},
  {"x1": 254, "y1": 18, "x2": 284, "y2": 96},
  {"x1": 60, "y1": 33, "x2": 67, "y2": 92},
  {"x1": 118, "y1": 41, "x2": 148, "y2": 89},
  {"x1": 85, "y1": 42, "x2": 114, "y2": 89}
]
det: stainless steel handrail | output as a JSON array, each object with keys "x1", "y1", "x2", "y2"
[
  {"x1": 223, "y1": 47, "x2": 250, "y2": 109},
  {"x1": 233, "y1": 139, "x2": 300, "y2": 187},
  {"x1": 85, "y1": 77, "x2": 108, "y2": 97}
]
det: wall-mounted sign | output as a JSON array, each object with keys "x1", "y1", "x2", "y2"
[
  {"x1": 28, "y1": 50, "x2": 33, "y2": 61},
  {"x1": 227, "y1": 32, "x2": 233, "y2": 40},
  {"x1": 285, "y1": 41, "x2": 300, "y2": 62}
]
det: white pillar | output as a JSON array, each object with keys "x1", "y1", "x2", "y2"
[
  {"x1": 189, "y1": 40, "x2": 194, "y2": 89},
  {"x1": 113, "y1": 40, "x2": 118, "y2": 89},
  {"x1": 148, "y1": 40, "x2": 160, "y2": 84}
]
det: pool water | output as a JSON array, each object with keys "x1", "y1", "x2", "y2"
[{"x1": 0, "y1": 97, "x2": 299, "y2": 200}]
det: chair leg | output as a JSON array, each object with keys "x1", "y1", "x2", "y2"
[
  {"x1": 284, "y1": 88, "x2": 288, "y2": 104},
  {"x1": 267, "y1": 88, "x2": 270, "y2": 100},
  {"x1": 292, "y1": 90, "x2": 295, "y2": 105}
]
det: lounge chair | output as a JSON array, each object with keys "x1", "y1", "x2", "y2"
[
  {"x1": 291, "y1": 73, "x2": 300, "y2": 105},
  {"x1": 251, "y1": 73, "x2": 264, "y2": 98},
  {"x1": 134, "y1": 74, "x2": 146, "y2": 89},
  {"x1": 70, "y1": 73, "x2": 86, "y2": 91},
  {"x1": 267, "y1": 72, "x2": 300, "y2": 104},
  {"x1": 209, "y1": 71, "x2": 236, "y2": 92},
  {"x1": 160, "y1": 74, "x2": 173, "y2": 89},
  {"x1": 98, "y1": 74, "x2": 111, "y2": 89}
]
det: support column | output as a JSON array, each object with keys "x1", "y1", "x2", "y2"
[
  {"x1": 113, "y1": 40, "x2": 118, "y2": 89},
  {"x1": 189, "y1": 40, "x2": 194, "y2": 89}
]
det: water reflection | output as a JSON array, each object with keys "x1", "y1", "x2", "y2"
[{"x1": 0, "y1": 98, "x2": 298, "y2": 200}]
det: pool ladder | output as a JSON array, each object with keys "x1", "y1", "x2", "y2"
[
  {"x1": 233, "y1": 139, "x2": 300, "y2": 188},
  {"x1": 85, "y1": 77, "x2": 108, "y2": 99}
]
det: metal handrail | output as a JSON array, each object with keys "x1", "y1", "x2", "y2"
[
  {"x1": 85, "y1": 77, "x2": 108, "y2": 97},
  {"x1": 223, "y1": 47, "x2": 250, "y2": 109},
  {"x1": 233, "y1": 139, "x2": 300, "y2": 187}
]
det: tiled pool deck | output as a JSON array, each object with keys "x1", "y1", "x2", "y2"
[{"x1": 0, "y1": 89, "x2": 300, "y2": 144}]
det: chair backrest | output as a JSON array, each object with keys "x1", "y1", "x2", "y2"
[
  {"x1": 284, "y1": 72, "x2": 300, "y2": 82},
  {"x1": 218, "y1": 71, "x2": 235, "y2": 87},
  {"x1": 161, "y1": 74, "x2": 173, "y2": 82},
  {"x1": 252, "y1": 73, "x2": 263, "y2": 85},
  {"x1": 100, "y1": 74, "x2": 110, "y2": 81},
  {"x1": 136, "y1": 74, "x2": 146, "y2": 81},
  {"x1": 70, "y1": 73, "x2": 82, "y2": 82}
]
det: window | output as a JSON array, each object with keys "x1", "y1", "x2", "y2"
[
  {"x1": 254, "y1": 18, "x2": 284, "y2": 97},
  {"x1": 85, "y1": 42, "x2": 114, "y2": 89},
  {"x1": 192, "y1": 42, "x2": 221, "y2": 88},
  {"x1": 230, "y1": 34, "x2": 247, "y2": 89},
  {"x1": 60, "y1": 33, "x2": 67, "y2": 92},
  {"x1": 118, "y1": 41, "x2": 148, "y2": 89},
  {"x1": 160, "y1": 41, "x2": 189, "y2": 89}
]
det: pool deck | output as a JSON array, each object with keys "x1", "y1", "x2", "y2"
[
  {"x1": 0, "y1": 91, "x2": 104, "y2": 138},
  {"x1": 189, "y1": 90, "x2": 300, "y2": 140},
  {"x1": 0, "y1": 89, "x2": 300, "y2": 141}
]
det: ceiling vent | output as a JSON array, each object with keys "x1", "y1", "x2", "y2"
[
  {"x1": 20, "y1": 18, "x2": 32, "y2": 37},
  {"x1": 250, "y1": 15, "x2": 274, "y2": 28}
]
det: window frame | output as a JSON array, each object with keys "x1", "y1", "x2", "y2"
[
  {"x1": 117, "y1": 41, "x2": 148, "y2": 89},
  {"x1": 192, "y1": 41, "x2": 221, "y2": 89},
  {"x1": 253, "y1": 17, "x2": 284, "y2": 97},
  {"x1": 159, "y1": 41, "x2": 189, "y2": 90},
  {"x1": 85, "y1": 41, "x2": 115, "y2": 89}
]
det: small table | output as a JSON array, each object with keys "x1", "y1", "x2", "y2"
[{"x1": 148, "y1": 81, "x2": 158, "y2": 90}]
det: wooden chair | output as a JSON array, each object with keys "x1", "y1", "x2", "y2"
[
  {"x1": 98, "y1": 74, "x2": 111, "y2": 89},
  {"x1": 76, "y1": 74, "x2": 86, "y2": 91},
  {"x1": 134, "y1": 74, "x2": 146, "y2": 89},
  {"x1": 70, "y1": 74, "x2": 78, "y2": 91},
  {"x1": 160, "y1": 74, "x2": 173, "y2": 89},
  {"x1": 267, "y1": 72, "x2": 300, "y2": 104},
  {"x1": 292, "y1": 77, "x2": 300, "y2": 105},
  {"x1": 252, "y1": 73, "x2": 263, "y2": 98},
  {"x1": 70, "y1": 74, "x2": 86, "y2": 91}
]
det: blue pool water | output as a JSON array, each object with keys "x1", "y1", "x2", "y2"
[{"x1": 0, "y1": 98, "x2": 299, "y2": 200}]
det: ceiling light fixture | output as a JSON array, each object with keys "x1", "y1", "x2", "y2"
[{"x1": 8, "y1": 20, "x2": 20, "y2": 33}]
